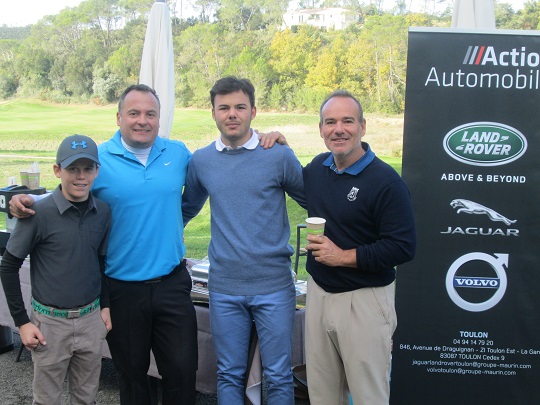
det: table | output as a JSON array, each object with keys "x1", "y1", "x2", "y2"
[{"x1": 0, "y1": 258, "x2": 306, "y2": 401}]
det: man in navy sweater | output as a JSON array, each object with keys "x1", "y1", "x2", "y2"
[
  {"x1": 182, "y1": 77, "x2": 305, "y2": 404},
  {"x1": 303, "y1": 90, "x2": 416, "y2": 405}
]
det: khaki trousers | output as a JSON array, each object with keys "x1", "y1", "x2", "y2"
[
  {"x1": 30, "y1": 307, "x2": 107, "y2": 405},
  {"x1": 305, "y1": 278, "x2": 397, "y2": 405}
]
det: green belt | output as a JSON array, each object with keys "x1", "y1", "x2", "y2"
[{"x1": 31, "y1": 297, "x2": 100, "y2": 319}]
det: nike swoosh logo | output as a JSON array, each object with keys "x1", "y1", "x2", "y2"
[{"x1": 164, "y1": 162, "x2": 172, "y2": 166}]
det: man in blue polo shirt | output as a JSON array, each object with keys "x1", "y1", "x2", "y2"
[
  {"x1": 8, "y1": 85, "x2": 198, "y2": 405},
  {"x1": 93, "y1": 84, "x2": 198, "y2": 405}
]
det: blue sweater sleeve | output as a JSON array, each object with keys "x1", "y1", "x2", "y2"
[
  {"x1": 182, "y1": 155, "x2": 209, "y2": 225},
  {"x1": 281, "y1": 146, "x2": 307, "y2": 209}
]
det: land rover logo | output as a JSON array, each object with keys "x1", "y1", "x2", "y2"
[{"x1": 443, "y1": 122, "x2": 527, "y2": 166}]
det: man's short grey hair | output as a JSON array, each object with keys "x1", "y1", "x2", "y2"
[{"x1": 319, "y1": 90, "x2": 363, "y2": 125}]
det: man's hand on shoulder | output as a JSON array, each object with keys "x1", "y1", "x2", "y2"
[
  {"x1": 9, "y1": 194, "x2": 35, "y2": 218},
  {"x1": 257, "y1": 130, "x2": 289, "y2": 149}
]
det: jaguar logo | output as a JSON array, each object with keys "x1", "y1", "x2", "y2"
[{"x1": 450, "y1": 199, "x2": 516, "y2": 226}]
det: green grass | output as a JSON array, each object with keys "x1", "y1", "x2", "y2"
[{"x1": 0, "y1": 99, "x2": 404, "y2": 280}]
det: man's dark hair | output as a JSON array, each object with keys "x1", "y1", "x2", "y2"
[
  {"x1": 118, "y1": 84, "x2": 160, "y2": 113},
  {"x1": 210, "y1": 76, "x2": 255, "y2": 108},
  {"x1": 319, "y1": 90, "x2": 364, "y2": 124}
]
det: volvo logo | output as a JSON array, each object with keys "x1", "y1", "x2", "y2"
[{"x1": 446, "y1": 252, "x2": 508, "y2": 312}]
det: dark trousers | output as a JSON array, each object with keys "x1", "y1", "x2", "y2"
[{"x1": 106, "y1": 264, "x2": 198, "y2": 405}]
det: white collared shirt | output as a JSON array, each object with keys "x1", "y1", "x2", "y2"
[{"x1": 215, "y1": 129, "x2": 258, "y2": 151}]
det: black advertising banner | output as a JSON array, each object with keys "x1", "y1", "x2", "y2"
[{"x1": 391, "y1": 28, "x2": 540, "y2": 404}]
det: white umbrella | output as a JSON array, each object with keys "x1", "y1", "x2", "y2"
[
  {"x1": 140, "y1": 0, "x2": 175, "y2": 138},
  {"x1": 451, "y1": 0, "x2": 496, "y2": 29}
]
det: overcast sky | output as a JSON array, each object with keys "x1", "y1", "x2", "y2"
[{"x1": 0, "y1": 0, "x2": 530, "y2": 27}]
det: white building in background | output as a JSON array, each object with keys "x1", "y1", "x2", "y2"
[{"x1": 282, "y1": 7, "x2": 359, "y2": 30}]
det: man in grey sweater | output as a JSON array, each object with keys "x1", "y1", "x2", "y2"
[{"x1": 182, "y1": 76, "x2": 305, "y2": 404}]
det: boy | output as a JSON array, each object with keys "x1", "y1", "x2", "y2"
[{"x1": 0, "y1": 134, "x2": 111, "y2": 405}]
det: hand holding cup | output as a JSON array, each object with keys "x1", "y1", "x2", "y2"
[{"x1": 305, "y1": 217, "x2": 326, "y2": 246}]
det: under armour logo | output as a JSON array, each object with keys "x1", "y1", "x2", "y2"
[{"x1": 71, "y1": 141, "x2": 87, "y2": 150}]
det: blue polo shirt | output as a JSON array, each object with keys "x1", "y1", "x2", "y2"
[{"x1": 92, "y1": 130, "x2": 191, "y2": 281}]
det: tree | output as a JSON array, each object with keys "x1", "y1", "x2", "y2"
[
  {"x1": 0, "y1": 40, "x2": 17, "y2": 64},
  {"x1": 217, "y1": 0, "x2": 288, "y2": 30},
  {"x1": 495, "y1": 2, "x2": 520, "y2": 29},
  {"x1": 14, "y1": 25, "x2": 55, "y2": 96},
  {"x1": 298, "y1": 0, "x2": 322, "y2": 8},
  {"x1": 270, "y1": 26, "x2": 321, "y2": 86},
  {"x1": 176, "y1": 23, "x2": 229, "y2": 106},
  {"x1": 93, "y1": 63, "x2": 123, "y2": 103},
  {"x1": 1, "y1": 0, "x2": 533, "y2": 109},
  {"x1": 393, "y1": 0, "x2": 408, "y2": 15},
  {"x1": 517, "y1": 0, "x2": 540, "y2": 30},
  {"x1": 78, "y1": 0, "x2": 124, "y2": 50},
  {"x1": 223, "y1": 30, "x2": 275, "y2": 107},
  {"x1": 342, "y1": 14, "x2": 408, "y2": 113},
  {"x1": 191, "y1": 0, "x2": 220, "y2": 23},
  {"x1": 0, "y1": 26, "x2": 31, "y2": 40},
  {"x1": 305, "y1": 33, "x2": 348, "y2": 92},
  {"x1": 0, "y1": 40, "x2": 19, "y2": 98},
  {"x1": 118, "y1": 0, "x2": 155, "y2": 20}
]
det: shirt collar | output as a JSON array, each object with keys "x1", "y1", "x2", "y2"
[
  {"x1": 322, "y1": 142, "x2": 375, "y2": 175},
  {"x1": 109, "y1": 130, "x2": 166, "y2": 155},
  {"x1": 52, "y1": 185, "x2": 97, "y2": 215},
  {"x1": 215, "y1": 129, "x2": 258, "y2": 151}
]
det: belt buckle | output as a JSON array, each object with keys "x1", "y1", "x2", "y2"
[{"x1": 67, "y1": 310, "x2": 81, "y2": 319}]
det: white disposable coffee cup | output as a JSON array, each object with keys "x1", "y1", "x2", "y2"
[
  {"x1": 27, "y1": 172, "x2": 40, "y2": 189},
  {"x1": 305, "y1": 217, "x2": 326, "y2": 237},
  {"x1": 20, "y1": 171, "x2": 29, "y2": 187}
]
